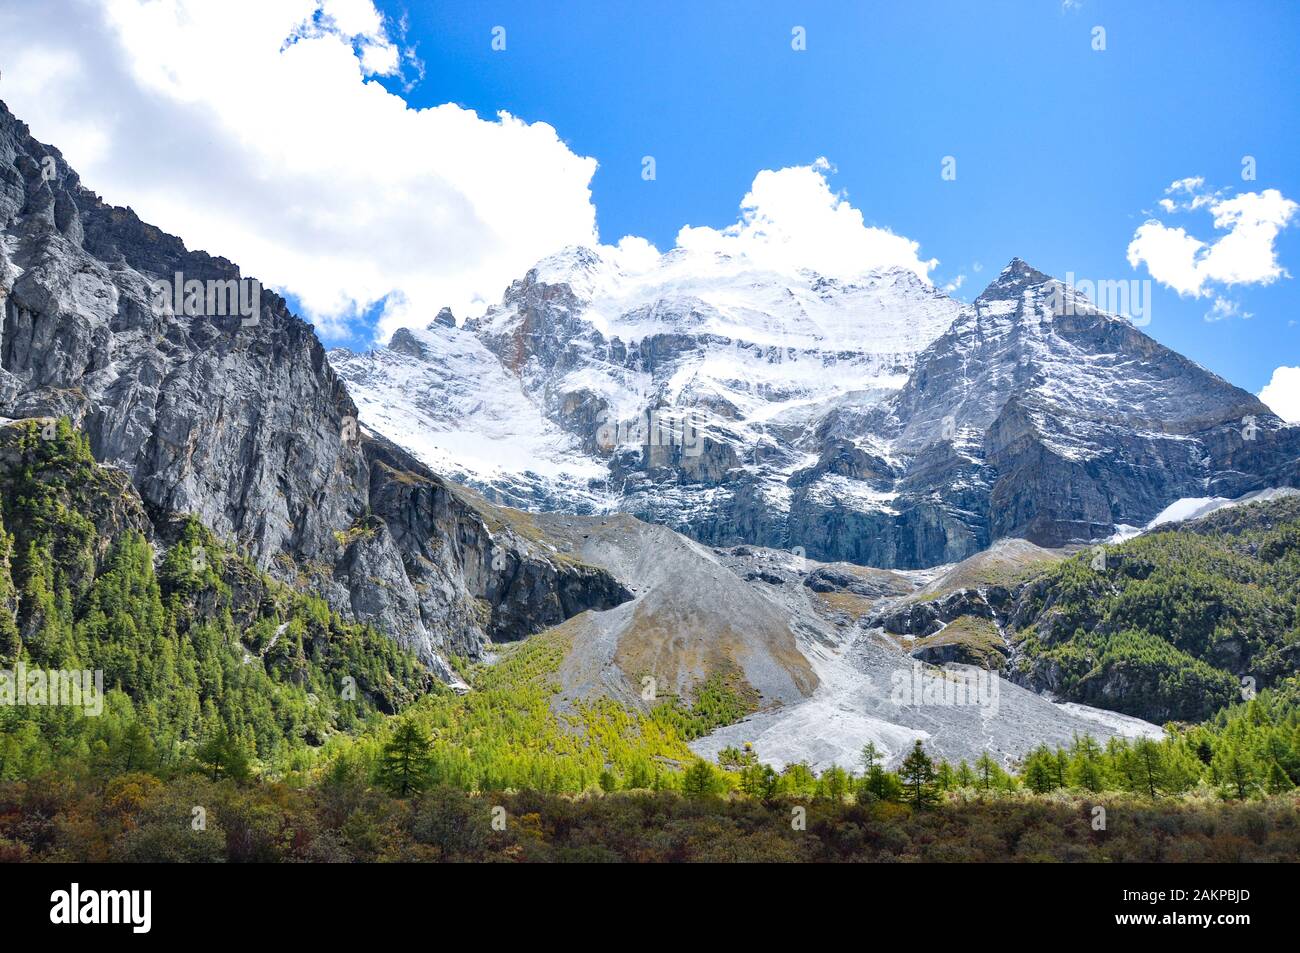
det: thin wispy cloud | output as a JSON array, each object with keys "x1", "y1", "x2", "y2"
[{"x1": 1203, "y1": 296, "x2": 1253, "y2": 323}]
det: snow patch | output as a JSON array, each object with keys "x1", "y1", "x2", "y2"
[{"x1": 1109, "y1": 487, "x2": 1300, "y2": 541}]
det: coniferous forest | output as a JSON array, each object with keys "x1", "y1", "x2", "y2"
[
  {"x1": 2, "y1": 421, "x2": 1298, "y2": 863},
  {"x1": 5, "y1": 9, "x2": 1300, "y2": 932}
]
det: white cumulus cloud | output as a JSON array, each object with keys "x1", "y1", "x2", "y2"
[
  {"x1": 1127, "y1": 178, "x2": 1298, "y2": 298},
  {"x1": 0, "y1": 4, "x2": 939, "y2": 344},
  {"x1": 675, "y1": 158, "x2": 937, "y2": 284},
  {"x1": 1259, "y1": 366, "x2": 1300, "y2": 423},
  {"x1": 0, "y1": 0, "x2": 600, "y2": 342}
]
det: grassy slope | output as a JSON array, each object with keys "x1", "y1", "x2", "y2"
[{"x1": 911, "y1": 615, "x2": 1008, "y2": 670}]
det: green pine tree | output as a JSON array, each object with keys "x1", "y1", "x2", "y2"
[
  {"x1": 194, "y1": 723, "x2": 251, "y2": 783},
  {"x1": 900, "y1": 740, "x2": 939, "y2": 808},
  {"x1": 376, "y1": 718, "x2": 434, "y2": 798},
  {"x1": 1211, "y1": 739, "x2": 1258, "y2": 800},
  {"x1": 1265, "y1": 759, "x2": 1294, "y2": 795},
  {"x1": 1023, "y1": 746, "x2": 1057, "y2": 794},
  {"x1": 681, "y1": 759, "x2": 720, "y2": 799},
  {"x1": 0, "y1": 515, "x2": 18, "y2": 662},
  {"x1": 955, "y1": 760, "x2": 976, "y2": 788},
  {"x1": 975, "y1": 752, "x2": 998, "y2": 794},
  {"x1": 861, "y1": 741, "x2": 881, "y2": 773}
]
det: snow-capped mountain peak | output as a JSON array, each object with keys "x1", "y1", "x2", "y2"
[
  {"x1": 332, "y1": 248, "x2": 1300, "y2": 568},
  {"x1": 335, "y1": 240, "x2": 966, "y2": 517}
]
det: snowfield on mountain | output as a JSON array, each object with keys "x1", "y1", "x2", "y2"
[{"x1": 333, "y1": 246, "x2": 1300, "y2": 570}]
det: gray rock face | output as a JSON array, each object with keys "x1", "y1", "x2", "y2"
[
  {"x1": 333, "y1": 245, "x2": 965, "y2": 552},
  {"x1": 0, "y1": 100, "x2": 626, "y2": 677},
  {"x1": 336, "y1": 248, "x2": 1300, "y2": 572},
  {"x1": 869, "y1": 589, "x2": 996, "y2": 639},
  {"x1": 517, "y1": 513, "x2": 821, "y2": 711},
  {"x1": 858, "y1": 259, "x2": 1300, "y2": 562},
  {"x1": 499, "y1": 515, "x2": 1162, "y2": 771}
]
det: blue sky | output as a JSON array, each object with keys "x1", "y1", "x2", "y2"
[
  {"x1": 372, "y1": 0, "x2": 1299, "y2": 394},
  {"x1": 1, "y1": 0, "x2": 1296, "y2": 406}
]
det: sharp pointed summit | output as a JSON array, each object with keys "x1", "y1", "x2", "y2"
[
  {"x1": 335, "y1": 239, "x2": 1300, "y2": 567},
  {"x1": 977, "y1": 257, "x2": 1055, "y2": 301}
]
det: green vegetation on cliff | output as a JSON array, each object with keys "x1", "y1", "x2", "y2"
[
  {"x1": 0, "y1": 420, "x2": 430, "y2": 781},
  {"x1": 1012, "y1": 498, "x2": 1300, "y2": 722},
  {"x1": 2, "y1": 421, "x2": 1299, "y2": 864}
]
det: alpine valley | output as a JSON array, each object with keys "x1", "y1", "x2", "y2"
[{"x1": 3, "y1": 96, "x2": 1300, "y2": 864}]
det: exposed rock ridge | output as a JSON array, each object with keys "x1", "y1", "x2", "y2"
[{"x1": 0, "y1": 99, "x2": 627, "y2": 676}]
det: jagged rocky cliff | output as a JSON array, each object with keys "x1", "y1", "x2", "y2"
[
  {"x1": 0, "y1": 99, "x2": 628, "y2": 677},
  {"x1": 856, "y1": 259, "x2": 1300, "y2": 560},
  {"x1": 0, "y1": 99, "x2": 1203, "y2": 765},
  {"x1": 335, "y1": 250, "x2": 1300, "y2": 571}
]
